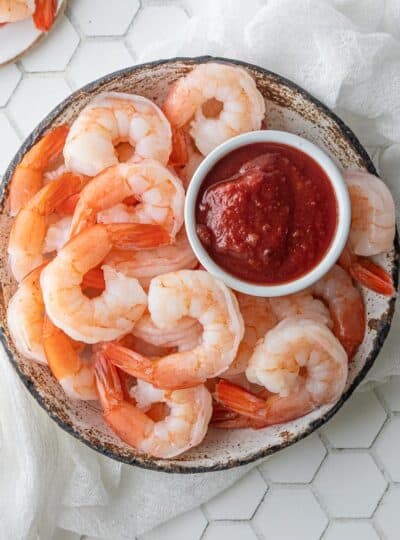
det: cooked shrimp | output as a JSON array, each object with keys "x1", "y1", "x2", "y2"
[
  {"x1": 214, "y1": 317, "x2": 348, "y2": 427},
  {"x1": 103, "y1": 228, "x2": 198, "y2": 289},
  {"x1": 0, "y1": 0, "x2": 34, "y2": 23},
  {"x1": 9, "y1": 125, "x2": 69, "y2": 215},
  {"x1": 43, "y1": 215, "x2": 72, "y2": 253},
  {"x1": 64, "y1": 92, "x2": 172, "y2": 177},
  {"x1": 163, "y1": 63, "x2": 265, "y2": 156},
  {"x1": 8, "y1": 172, "x2": 85, "y2": 282},
  {"x1": 170, "y1": 129, "x2": 204, "y2": 189},
  {"x1": 102, "y1": 270, "x2": 244, "y2": 389},
  {"x1": 132, "y1": 311, "x2": 202, "y2": 351},
  {"x1": 70, "y1": 160, "x2": 184, "y2": 238},
  {"x1": 95, "y1": 355, "x2": 212, "y2": 458},
  {"x1": 224, "y1": 293, "x2": 277, "y2": 376},
  {"x1": 32, "y1": 0, "x2": 56, "y2": 31},
  {"x1": 312, "y1": 265, "x2": 365, "y2": 359},
  {"x1": 40, "y1": 223, "x2": 170, "y2": 344},
  {"x1": 43, "y1": 317, "x2": 97, "y2": 400},
  {"x1": 7, "y1": 265, "x2": 46, "y2": 364},
  {"x1": 338, "y1": 170, "x2": 396, "y2": 296},
  {"x1": 269, "y1": 291, "x2": 332, "y2": 328}
]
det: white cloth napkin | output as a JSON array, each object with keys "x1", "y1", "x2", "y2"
[{"x1": 1, "y1": 1, "x2": 400, "y2": 538}]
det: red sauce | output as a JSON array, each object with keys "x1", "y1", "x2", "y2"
[{"x1": 196, "y1": 142, "x2": 338, "y2": 284}]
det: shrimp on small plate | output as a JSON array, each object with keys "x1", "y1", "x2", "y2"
[
  {"x1": 7, "y1": 265, "x2": 47, "y2": 364},
  {"x1": 0, "y1": 0, "x2": 56, "y2": 30},
  {"x1": 102, "y1": 270, "x2": 244, "y2": 389},
  {"x1": 9, "y1": 125, "x2": 69, "y2": 215},
  {"x1": 43, "y1": 317, "x2": 97, "y2": 400},
  {"x1": 339, "y1": 170, "x2": 396, "y2": 296},
  {"x1": 163, "y1": 63, "x2": 265, "y2": 156},
  {"x1": 64, "y1": 92, "x2": 172, "y2": 177},
  {"x1": 214, "y1": 317, "x2": 348, "y2": 429},
  {"x1": 95, "y1": 354, "x2": 212, "y2": 458},
  {"x1": 8, "y1": 171, "x2": 85, "y2": 282},
  {"x1": 40, "y1": 222, "x2": 170, "y2": 344},
  {"x1": 69, "y1": 159, "x2": 185, "y2": 238}
]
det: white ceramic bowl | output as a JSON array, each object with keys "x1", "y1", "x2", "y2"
[{"x1": 185, "y1": 130, "x2": 351, "y2": 297}]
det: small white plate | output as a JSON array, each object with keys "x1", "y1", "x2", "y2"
[{"x1": 0, "y1": 0, "x2": 66, "y2": 67}]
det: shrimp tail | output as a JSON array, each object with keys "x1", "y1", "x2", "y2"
[
  {"x1": 102, "y1": 342, "x2": 157, "y2": 382},
  {"x1": 349, "y1": 258, "x2": 395, "y2": 297},
  {"x1": 214, "y1": 380, "x2": 269, "y2": 421},
  {"x1": 94, "y1": 352, "x2": 124, "y2": 409},
  {"x1": 33, "y1": 0, "x2": 56, "y2": 31},
  {"x1": 169, "y1": 128, "x2": 189, "y2": 167},
  {"x1": 105, "y1": 223, "x2": 171, "y2": 250},
  {"x1": 82, "y1": 267, "x2": 105, "y2": 290},
  {"x1": 9, "y1": 125, "x2": 69, "y2": 215}
]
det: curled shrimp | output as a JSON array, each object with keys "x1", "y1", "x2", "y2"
[
  {"x1": 311, "y1": 265, "x2": 365, "y2": 359},
  {"x1": 7, "y1": 265, "x2": 47, "y2": 364},
  {"x1": 339, "y1": 170, "x2": 395, "y2": 296},
  {"x1": 215, "y1": 317, "x2": 348, "y2": 428},
  {"x1": 102, "y1": 270, "x2": 244, "y2": 389},
  {"x1": 43, "y1": 317, "x2": 97, "y2": 400},
  {"x1": 64, "y1": 92, "x2": 172, "y2": 177},
  {"x1": 224, "y1": 293, "x2": 277, "y2": 377},
  {"x1": 95, "y1": 354, "x2": 212, "y2": 458},
  {"x1": 70, "y1": 160, "x2": 185, "y2": 238},
  {"x1": 8, "y1": 172, "x2": 85, "y2": 282},
  {"x1": 40, "y1": 223, "x2": 170, "y2": 344},
  {"x1": 163, "y1": 63, "x2": 265, "y2": 156},
  {"x1": 9, "y1": 125, "x2": 69, "y2": 215}
]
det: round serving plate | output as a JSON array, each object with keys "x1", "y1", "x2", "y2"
[
  {"x1": 0, "y1": 56, "x2": 398, "y2": 473},
  {"x1": 0, "y1": 0, "x2": 66, "y2": 67}
]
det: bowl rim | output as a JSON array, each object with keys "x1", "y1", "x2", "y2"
[
  {"x1": 185, "y1": 129, "x2": 351, "y2": 297},
  {"x1": 1, "y1": 55, "x2": 398, "y2": 473}
]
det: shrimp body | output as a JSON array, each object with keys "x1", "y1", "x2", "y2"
[
  {"x1": 40, "y1": 223, "x2": 170, "y2": 344},
  {"x1": 103, "y1": 270, "x2": 244, "y2": 389},
  {"x1": 7, "y1": 266, "x2": 46, "y2": 364},
  {"x1": 9, "y1": 125, "x2": 69, "y2": 215},
  {"x1": 70, "y1": 160, "x2": 184, "y2": 238},
  {"x1": 213, "y1": 317, "x2": 348, "y2": 427},
  {"x1": 226, "y1": 293, "x2": 277, "y2": 376},
  {"x1": 0, "y1": 0, "x2": 34, "y2": 23},
  {"x1": 95, "y1": 356, "x2": 212, "y2": 458},
  {"x1": 132, "y1": 311, "x2": 202, "y2": 351},
  {"x1": 104, "y1": 228, "x2": 198, "y2": 289},
  {"x1": 163, "y1": 63, "x2": 265, "y2": 155},
  {"x1": 8, "y1": 172, "x2": 84, "y2": 282},
  {"x1": 64, "y1": 92, "x2": 172, "y2": 177},
  {"x1": 269, "y1": 291, "x2": 332, "y2": 328},
  {"x1": 312, "y1": 265, "x2": 365, "y2": 359},
  {"x1": 43, "y1": 317, "x2": 97, "y2": 400},
  {"x1": 344, "y1": 170, "x2": 395, "y2": 256}
]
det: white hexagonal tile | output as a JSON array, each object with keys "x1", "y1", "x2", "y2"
[
  {"x1": 374, "y1": 416, "x2": 400, "y2": 481},
  {"x1": 0, "y1": 113, "x2": 21, "y2": 174},
  {"x1": 21, "y1": 15, "x2": 79, "y2": 72},
  {"x1": 252, "y1": 487, "x2": 328, "y2": 540},
  {"x1": 139, "y1": 508, "x2": 207, "y2": 540},
  {"x1": 203, "y1": 522, "x2": 257, "y2": 540},
  {"x1": 204, "y1": 468, "x2": 266, "y2": 520},
  {"x1": 376, "y1": 376, "x2": 400, "y2": 411},
  {"x1": 126, "y1": 6, "x2": 189, "y2": 62},
  {"x1": 375, "y1": 487, "x2": 400, "y2": 540},
  {"x1": 67, "y1": 40, "x2": 133, "y2": 89},
  {"x1": 322, "y1": 391, "x2": 386, "y2": 448},
  {"x1": 259, "y1": 434, "x2": 326, "y2": 483},
  {"x1": 313, "y1": 453, "x2": 387, "y2": 518},
  {"x1": 0, "y1": 63, "x2": 21, "y2": 106},
  {"x1": 69, "y1": 0, "x2": 139, "y2": 36},
  {"x1": 7, "y1": 75, "x2": 71, "y2": 136},
  {"x1": 323, "y1": 521, "x2": 379, "y2": 540}
]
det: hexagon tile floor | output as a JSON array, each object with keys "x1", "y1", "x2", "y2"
[{"x1": 0, "y1": 2, "x2": 399, "y2": 540}]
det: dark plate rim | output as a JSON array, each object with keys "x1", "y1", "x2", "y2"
[{"x1": 1, "y1": 55, "x2": 398, "y2": 473}]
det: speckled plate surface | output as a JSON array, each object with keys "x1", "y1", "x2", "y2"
[{"x1": 0, "y1": 56, "x2": 398, "y2": 473}]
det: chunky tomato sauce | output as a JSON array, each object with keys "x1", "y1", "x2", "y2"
[{"x1": 196, "y1": 142, "x2": 338, "y2": 284}]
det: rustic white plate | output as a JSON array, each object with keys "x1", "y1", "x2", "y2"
[
  {"x1": 0, "y1": 0, "x2": 66, "y2": 67},
  {"x1": 0, "y1": 57, "x2": 398, "y2": 472}
]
